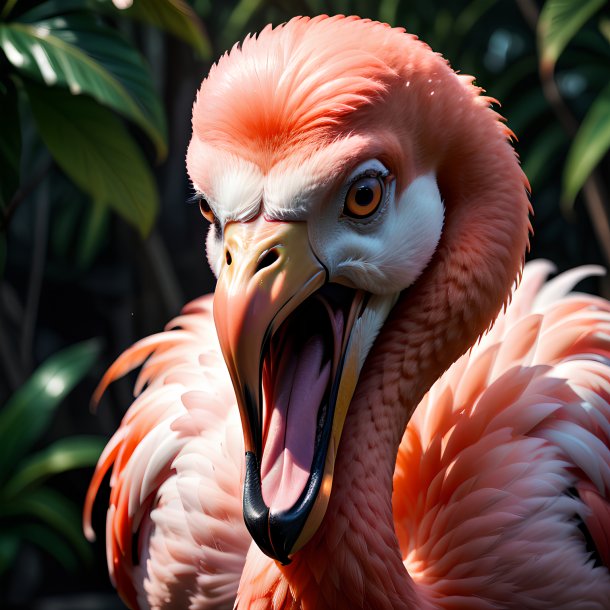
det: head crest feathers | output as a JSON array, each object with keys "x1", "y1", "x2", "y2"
[{"x1": 189, "y1": 16, "x2": 414, "y2": 169}]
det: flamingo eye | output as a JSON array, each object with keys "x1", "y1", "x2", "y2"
[
  {"x1": 343, "y1": 175, "x2": 384, "y2": 218},
  {"x1": 198, "y1": 196, "x2": 215, "y2": 223}
]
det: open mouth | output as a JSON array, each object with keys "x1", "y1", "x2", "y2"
[{"x1": 242, "y1": 283, "x2": 366, "y2": 563}]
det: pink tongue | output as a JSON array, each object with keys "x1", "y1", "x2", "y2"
[{"x1": 260, "y1": 332, "x2": 331, "y2": 513}]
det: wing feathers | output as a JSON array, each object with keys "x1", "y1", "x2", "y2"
[
  {"x1": 85, "y1": 295, "x2": 250, "y2": 609},
  {"x1": 397, "y1": 262, "x2": 610, "y2": 607}
]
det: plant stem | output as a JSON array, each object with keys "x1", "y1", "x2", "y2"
[{"x1": 516, "y1": 0, "x2": 610, "y2": 294}]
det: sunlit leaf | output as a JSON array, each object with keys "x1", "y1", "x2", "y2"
[
  {"x1": 562, "y1": 81, "x2": 610, "y2": 208},
  {"x1": 4, "y1": 436, "x2": 106, "y2": 499},
  {"x1": 26, "y1": 83, "x2": 159, "y2": 234},
  {"x1": 0, "y1": 76, "x2": 21, "y2": 210},
  {"x1": 0, "y1": 487, "x2": 91, "y2": 563},
  {"x1": 0, "y1": 14, "x2": 167, "y2": 157},
  {"x1": 0, "y1": 338, "x2": 101, "y2": 481},
  {"x1": 538, "y1": 0, "x2": 605, "y2": 73},
  {"x1": 111, "y1": 0, "x2": 212, "y2": 58}
]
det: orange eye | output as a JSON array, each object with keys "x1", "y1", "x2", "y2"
[
  {"x1": 344, "y1": 176, "x2": 384, "y2": 218},
  {"x1": 198, "y1": 197, "x2": 215, "y2": 223}
]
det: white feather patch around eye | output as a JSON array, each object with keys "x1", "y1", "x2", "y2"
[
  {"x1": 207, "y1": 157, "x2": 263, "y2": 226},
  {"x1": 206, "y1": 223, "x2": 224, "y2": 278},
  {"x1": 310, "y1": 171, "x2": 444, "y2": 294}
]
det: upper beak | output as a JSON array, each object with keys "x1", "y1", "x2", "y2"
[{"x1": 214, "y1": 218, "x2": 327, "y2": 454}]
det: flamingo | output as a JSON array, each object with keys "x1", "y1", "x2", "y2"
[{"x1": 84, "y1": 15, "x2": 610, "y2": 609}]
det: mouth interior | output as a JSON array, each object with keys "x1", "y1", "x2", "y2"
[{"x1": 260, "y1": 284, "x2": 355, "y2": 513}]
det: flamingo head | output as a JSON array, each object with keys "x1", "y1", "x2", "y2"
[{"x1": 187, "y1": 16, "x2": 529, "y2": 564}]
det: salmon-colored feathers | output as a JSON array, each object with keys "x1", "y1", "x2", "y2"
[{"x1": 86, "y1": 15, "x2": 609, "y2": 610}]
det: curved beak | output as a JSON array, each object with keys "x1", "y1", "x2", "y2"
[{"x1": 214, "y1": 218, "x2": 367, "y2": 564}]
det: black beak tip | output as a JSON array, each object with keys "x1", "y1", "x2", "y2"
[{"x1": 243, "y1": 452, "x2": 308, "y2": 565}]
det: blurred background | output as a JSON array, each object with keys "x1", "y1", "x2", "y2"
[{"x1": 0, "y1": 0, "x2": 608, "y2": 607}]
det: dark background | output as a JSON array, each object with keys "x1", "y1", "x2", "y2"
[{"x1": 1, "y1": 0, "x2": 609, "y2": 607}]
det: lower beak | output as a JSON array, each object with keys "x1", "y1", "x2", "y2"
[{"x1": 214, "y1": 218, "x2": 365, "y2": 564}]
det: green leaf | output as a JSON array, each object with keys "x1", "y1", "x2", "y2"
[
  {"x1": 0, "y1": 77, "x2": 21, "y2": 211},
  {"x1": 15, "y1": 0, "x2": 95, "y2": 22},
  {"x1": 3, "y1": 436, "x2": 106, "y2": 499},
  {"x1": 25, "y1": 82, "x2": 159, "y2": 234},
  {"x1": 0, "y1": 15, "x2": 167, "y2": 158},
  {"x1": 379, "y1": 0, "x2": 400, "y2": 25},
  {"x1": 0, "y1": 487, "x2": 91, "y2": 564},
  {"x1": 490, "y1": 56, "x2": 538, "y2": 102},
  {"x1": 220, "y1": 0, "x2": 266, "y2": 50},
  {"x1": 0, "y1": 533, "x2": 19, "y2": 576},
  {"x1": 504, "y1": 88, "x2": 549, "y2": 135},
  {"x1": 538, "y1": 0, "x2": 606, "y2": 73},
  {"x1": 15, "y1": 522, "x2": 79, "y2": 572},
  {"x1": 111, "y1": 0, "x2": 212, "y2": 59},
  {"x1": 0, "y1": 338, "x2": 101, "y2": 481},
  {"x1": 455, "y1": 0, "x2": 498, "y2": 36},
  {"x1": 562, "y1": 81, "x2": 610, "y2": 208},
  {"x1": 77, "y1": 197, "x2": 110, "y2": 268},
  {"x1": 522, "y1": 125, "x2": 567, "y2": 187},
  {"x1": 601, "y1": 17, "x2": 610, "y2": 45}
]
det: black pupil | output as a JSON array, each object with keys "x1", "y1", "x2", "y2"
[{"x1": 355, "y1": 185, "x2": 374, "y2": 206}]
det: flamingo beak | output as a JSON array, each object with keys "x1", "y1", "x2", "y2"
[{"x1": 214, "y1": 218, "x2": 366, "y2": 563}]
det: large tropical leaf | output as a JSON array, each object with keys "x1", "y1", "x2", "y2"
[
  {"x1": 538, "y1": 0, "x2": 606, "y2": 73},
  {"x1": 111, "y1": 0, "x2": 212, "y2": 58},
  {"x1": 26, "y1": 82, "x2": 159, "y2": 234},
  {"x1": 0, "y1": 13, "x2": 167, "y2": 157},
  {"x1": 562, "y1": 81, "x2": 610, "y2": 208},
  {"x1": 0, "y1": 338, "x2": 101, "y2": 482},
  {"x1": 0, "y1": 76, "x2": 21, "y2": 210},
  {"x1": 17, "y1": 0, "x2": 211, "y2": 57},
  {"x1": 3, "y1": 436, "x2": 106, "y2": 500}
]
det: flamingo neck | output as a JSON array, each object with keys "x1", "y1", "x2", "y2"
[
  {"x1": 274, "y1": 285, "x2": 458, "y2": 609},
  {"x1": 276, "y1": 255, "x2": 506, "y2": 608}
]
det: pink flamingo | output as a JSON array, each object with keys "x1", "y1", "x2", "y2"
[{"x1": 85, "y1": 16, "x2": 610, "y2": 609}]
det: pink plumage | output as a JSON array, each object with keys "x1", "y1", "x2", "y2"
[{"x1": 86, "y1": 15, "x2": 610, "y2": 610}]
